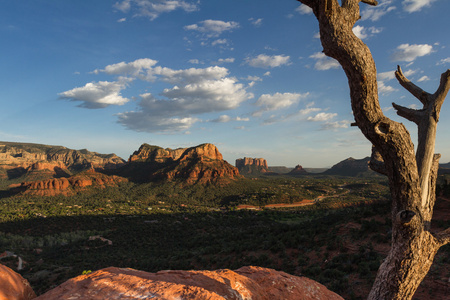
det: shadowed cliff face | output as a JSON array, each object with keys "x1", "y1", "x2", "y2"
[{"x1": 124, "y1": 143, "x2": 240, "y2": 185}]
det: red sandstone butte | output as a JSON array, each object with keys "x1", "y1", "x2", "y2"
[
  {"x1": 0, "y1": 264, "x2": 36, "y2": 300},
  {"x1": 35, "y1": 266, "x2": 343, "y2": 300}
]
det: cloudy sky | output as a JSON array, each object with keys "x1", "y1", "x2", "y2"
[{"x1": 1, "y1": 0, "x2": 449, "y2": 167}]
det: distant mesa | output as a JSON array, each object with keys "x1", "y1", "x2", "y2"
[
  {"x1": 123, "y1": 143, "x2": 241, "y2": 185},
  {"x1": 288, "y1": 164, "x2": 308, "y2": 175},
  {"x1": 235, "y1": 157, "x2": 272, "y2": 175},
  {"x1": 322, "y1": 157, "x2": 375, "y2": 177}
]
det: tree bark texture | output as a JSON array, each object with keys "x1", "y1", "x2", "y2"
[{"x1": 296, "y1": 1, "x2": 450, "y2": 299}]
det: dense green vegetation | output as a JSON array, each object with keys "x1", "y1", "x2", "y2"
[{"x1": 0, "y1": 175, "x2": 448, "y2": 299}]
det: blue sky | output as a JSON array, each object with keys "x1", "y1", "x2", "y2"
[{"x1": 0, "y1": 0, "x2": 449, "y2": 167}]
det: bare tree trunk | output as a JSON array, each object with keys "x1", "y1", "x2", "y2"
[{"x1": 296, "y1": 1, "x2": 450, "y2": 299}]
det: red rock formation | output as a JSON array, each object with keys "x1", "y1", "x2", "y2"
[
  {"x1": 289, "y1": 164, "x2": 308, "y2": 175},
  {"x1": 35, "y1": 266, "x2": 343, "y2": 300},
  {"x1": 236, "y1": 157, "x2": 268, "y2": 169},
  {"x1": 0, "y1": 142, "x2": 125, "y2": 175},
  {"x1": 235, "y1": 157, "x2": 269, "y2": 175},
  {"x1": 0, "y1": 264, "x2": 36, "y2": 300},
  {"x1": 127, "y1": 143, "x2": 240, "y2": 185},
  {"x1": 20, "y1": 171, "x2": 128, "y2": 196}
]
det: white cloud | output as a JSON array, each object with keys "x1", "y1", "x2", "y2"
[
  {"x1": 114, "y1": 0, "x2": 198, "y2": 20},
  {"x1": 246, "y1": 54, "x2": 291, "y2": 68},
  {"x1": 298, "y1": 107, "x2": 321, "y2": 116},
  {"x1": 352, "y1": 25, "x2": 382, "y2": 40},
  {"x1": 245, "y1": 76, "x2": 262, "y2": 82},
  {"x1": 211, "y1": 115, "x2": 231, "y2": 123},
  {"x1": 118, "y1": 76, "x2": 253, "y2": 132},
  {"x1": 188, "y1": 59, "x2": 201, "y2": 64},
  {"x1": 418, "y1": 76, "x2": 430, "y2": 82},
  {"x1": 391, "y1": 44, "x2": 433, "y2": 62},
  {"x1": 263, "y1": 71, "x2": 271, "y2": 76},
  {"x1": 296, "y1": 4, "x2": 313, "y2": 15},
  {"x1": 117, "y1": 17, "x2": 126, "y2": 23},
  {"x1": 184, "y1": 20, "x2": 239, "y2": 38},
  {"x1": 211, "y1": 39, "x2": 228, "y2": 46},
  {"x1": 65, "y1": 58, "x2": 254, "y2": 133},
  {"x1": 216, "y1": 58, "x2": 235, "y2": 64},
  {"x1": 255, "y1": 92, "x2": 308, "y2": 113},
  {"x1": 378, "y1": 81, "x2": 398, "y2": 95},
  {"x1": 249, "y1": 18, "x2": 263, "y2": 27},
  {"x1": 93, "y1": 58, "x2": 158, "y2": 76},
  {"x1": 210, "y1": 115, "x2": 249, "y2": 123},
  {"x1": 235, "y1": 116, "x2": 249, "y2": 122},
  {"x1": 403, "y1": 0, "x2": 436, "y2": 13},
  {"x1": 307, "y1": 112, "x2": 337, "y2": 122},
  {"x1": 59, "y1": 79, "x2": 131, "y2": 109},
  {"x1": 361, "y1": 0, "x2": 396, "y2": 21},
  {"x1": 437, "y1": 57, "x2": 450, "y2": 65},
  {"x1": 321, "y1": 120, "x2": 349, "y2": 130},
  {"x1": 309, "y1": 52, "x2": 340, "y2": 71},
  {"x1": 378, "y1": 70, "x2": 396, "y2": 81},
  {"x1": 353, "y1": 25, "x2": 367, "y2": 40}
]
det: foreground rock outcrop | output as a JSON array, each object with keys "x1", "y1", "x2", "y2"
[
  {"x1": 35, "y1": 266, "x2": 343, "y2": 300},
  {"x1": 0, "y1": 264, "x2": 36, "y2": 300},
  {"x1": 124, "y1": 143, "x2": 240, "y2": 185}
]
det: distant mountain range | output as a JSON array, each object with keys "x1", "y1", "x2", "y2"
[{"x1": 2, "y1": 140, "x2": 450, "y2": 196}]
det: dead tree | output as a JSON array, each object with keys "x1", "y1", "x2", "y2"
[{"x1": 296, "y1": 0, "x2": 450, "y2": 299}]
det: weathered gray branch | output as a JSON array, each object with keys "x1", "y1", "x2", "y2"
[
  {"x1": 392, "y1": 102, "x2": 422, "y2": 124},
  {"x1": 297, "y1": 0, "x2": 314, "y2": 9},
  {"x1": 360, "y1": 0, "x2": 378, "y2": 5},
  {"x1": 395, "y1": 66, "x2": 431, "y2": 105},
  {"x1": 434, "y1": 227, "x2": 450, "y2": 246},
  {"x1": 433, "y1": 69, "x2": 450, "y2": 99}
]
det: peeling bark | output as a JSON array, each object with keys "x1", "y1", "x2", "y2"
[{"x1": 296, "y1": 0, "x2": 450, "y2": 299}]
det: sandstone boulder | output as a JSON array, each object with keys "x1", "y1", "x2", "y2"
[
  {"x1": 35, "y1": 266, "x2": 343, "y2": 300},
  {"x1": 0, "y1": 264, "x2": 36, "y2": 300}
]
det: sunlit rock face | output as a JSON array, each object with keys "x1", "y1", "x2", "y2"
[
  {"x1": 0, "y1": 264, "x2": 36, "y2": 300},
  {"x1": 19, "y1": 171, "x2": 128, "y2": 196},
  {"x1": 126, "y1": 143, "x2": 240, "y2": 185},
  {"x1": 235, "y1": 157, "x2": 269, "y2": 175},
  {"x1": 35, "y1": 266, "x2": 344, "y2": 300}
]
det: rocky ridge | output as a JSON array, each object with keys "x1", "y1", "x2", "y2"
[
  {"x1": 0, "y1": 141, "x2": 125, "y2": 180},
  {"x1": 18, "y1": 170, "x2": 128, "y2": 196},
  {"x1": 124, "y1": 143, "x2": 240, "y2": 185},
  {"x1": 323, "y1": 157, "x2": 374, "y2": 177}
]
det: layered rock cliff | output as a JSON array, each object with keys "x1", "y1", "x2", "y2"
[
  {"x1": 18, "y1": 170, "x2": 128, "y2": 196},
  {"x1": 235, "y1": 157, "x2": 270, "y2": 175},
  {"x1": 0, "y1": 142, "x2": 125, "y2": 180},
  {"x1": 124, "y1": 143, "x2": 240, "y2": 185}
]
